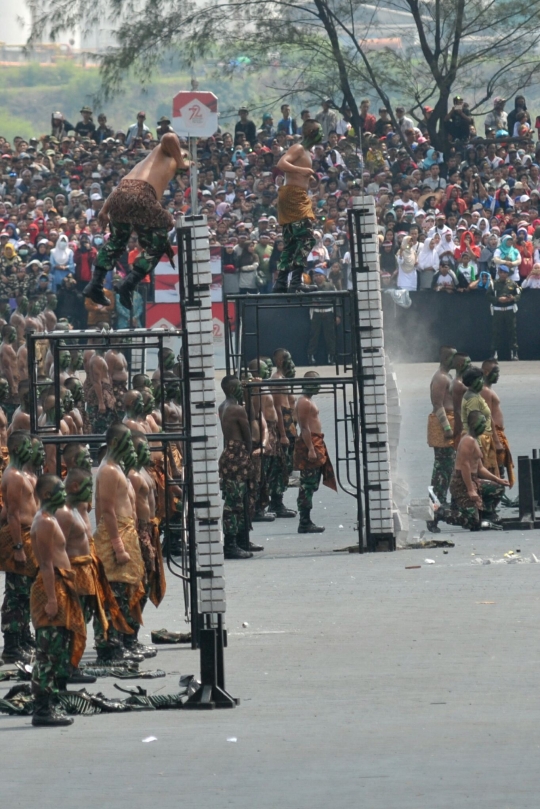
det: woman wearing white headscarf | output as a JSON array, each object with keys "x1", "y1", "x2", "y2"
[
  {"x1": 417, "y1": 234, "x2": 441, "y2": 289},
  {"x1": 396, "y1": 234, "x2": 420, "y2": 291},
  {"x1": 50, "y1": 234, "x2": 75, "y2": 292}
]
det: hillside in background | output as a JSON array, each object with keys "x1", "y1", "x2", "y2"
[{"x1": 0, "y1": 61, "x2": 284, "y2": 141}]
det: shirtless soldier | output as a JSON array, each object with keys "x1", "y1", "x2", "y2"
[
  {"x1": 106, "y1": 342, "x2": 129, "y2": 419},
  {"x1": 86, "y1": 340, "x2": 117, "y2": 433},
  {"x1": 444, "y1": 411, "x2": 509, "y2": 530},
  {"x1": 93, "y1": 423, "x2": 145, "y2": 662},
  {"x1": 450, "y1": 353, "x2": 471, "y2": 443},
  {"x1": 10, "y1": 295, "x2": 29, "y2": 347},
  {"x1": 0, "y1": 325, "x2": 19, "y2": 414},
  {"x1": 218, "y1": 375, "x2": 261, "y2": 559},
  {"x1": 482, "y1": 359, "x2": 514, "y2": 487},
  {"x1": 56, "y1": 469, "x2": 132, "y2": 666},
  {"x1": 64, "y1": 377, "x2": 85, "y2": 434},
  {"x1": 0, "y1": 431, "x2": 39, "y2": 663},
  {"x1": 426, "y1": 346, "x2": 457, "y2": 531},
  {"x1": 30, "y1": 475, "x2": 86, "y2": 726},
  {"x1": 272, "y1": 120, "x2": 321, "y2": 292},
  {"x1": 83, "y1": 133, "x2": 191, "y2": 309},
  {"x1": 38, "y1": 392, "x2": 70, "y2": 474},
  {"x1": 269, "y1": 348, "x2": 297, "y2": 518},
  {"x1": 294, "y1": 372, "x2": 337, "y2": 533},
  {"x1": 125, "y1": 433, "x2": 166, "y2": 651},
  {"x1": 273, "y1": 347, "x2": 299, "y2": 486},
  {"x1": 9, "y1": 381, "x2": 31, "y2": 435},
  {"x1": 247, "y1": 358, "x2": 273, "y2": 522}
]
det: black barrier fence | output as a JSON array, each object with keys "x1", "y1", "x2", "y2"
[
  {"x1": 232, "y1": 289, "x2": 540, "y2": 365},
  {"x1": 382, "y1": 289, "x2": 540, "y2": 363}
]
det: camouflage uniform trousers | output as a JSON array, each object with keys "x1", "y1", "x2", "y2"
[
  {"x1": 252, "y1": 450, "x2": 270, "y2": 514},
  {"x1": 264, "y1": 450, "x2": 289, "y2": 500},
  {"x1": 297, "y1": 468, "x2": 322, "y2": 511},
  {"x1": 277, "y1": 219, "x2": 316, "y2": 286},
  {"x1": 32, "y1": 626, "x2": 72, "y2": 695},
  {"x1": 95, "y1": 220, "x2": 170, "y2": 281},
  {"x1": 87, "y1": 405, "x2": 118, "y2": 435},
  {"x1": 431, "y1": 447, "x2": 456, "y2": 504},
  {"x1": 93, "y1": 583, "x2": 139, "y2": 651},
  {"x1": 1, "y1": 572, "x2": 33, "y2": 635},
  {"x1": 222, "y1": 479, "x2": 252, "y2": 536},
  {"x1": 445, "y1": 479, "x2": 505, "y2": 529}
]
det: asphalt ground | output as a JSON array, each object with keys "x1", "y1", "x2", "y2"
[{"x1": 1, "y1": 361, "x2": 540, "y2": 808}]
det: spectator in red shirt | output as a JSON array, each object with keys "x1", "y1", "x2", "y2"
[
  {"x1": 359, "y1": 99, "x2": 376, "y2": 134},
  {"x1": 74, "y1": 234, "x2": 97, "y2": 291}
]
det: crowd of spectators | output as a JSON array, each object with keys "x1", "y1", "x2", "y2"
[{"x1": 2, "y1": 93, "x2": 540, "y2": 331}]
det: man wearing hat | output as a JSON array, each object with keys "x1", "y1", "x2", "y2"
[
  {"x1": 484, "y1": 98, "x2": 508, "y2": 137},
  {"x1": 75, "y1": 106, "x2": 96, "y2": 140},
  {"x1": 157, "y1": 116, "x2": 173, "y2": 140},
  {"x1": 125, "y1": 112, "x2": 151, "y2": 147},
  {"x1": 488, "y1": 265, "x2": 521, "y2": 360}
]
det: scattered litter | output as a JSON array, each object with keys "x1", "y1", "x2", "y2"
[
  {"x1": 405, "y1": 565, "x2": 421, "y2": 569},
  {"x1": 476, "y1": 601, "x2": 495, "y2": 605},
  {"x1": 142, "y1": 736, "x2": 157, "y2": 743},
  {"x1": 424, "y1": 559, "x2": 435, "y2": 565},
  {"x1": 443, "y1": 550, "x2": 448, "y2": 555},
  {"x1": 339, "y1": 525, "x2": 344, "y2": 529},
  {"x1": 227, "y1": 737, "x2": 237, "y2": 743},
  {"x1": 242, "y1": 622, "x2": 249, "y2": 628},
  {"x1": 516, "y1": 549, "x2": 521, "y2": 553},
  {"x1": 472, "y1": 554, "x2": 538, "y2": 565},
  {"x1": 398, "y1": 538, "x2": 454, "y2": 550}
]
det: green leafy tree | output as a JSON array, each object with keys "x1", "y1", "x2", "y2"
[{"x1": 27, "y1": 0, "x2": 540, "y2": 150}]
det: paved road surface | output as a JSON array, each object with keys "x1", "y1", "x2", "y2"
[{"x1": 2, "y1": 361, "x2": 540, "y2": 808}]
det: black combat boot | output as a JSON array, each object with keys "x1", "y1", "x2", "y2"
[
  {"x1": 20, "y1": 624, "x2": 36, "y2": 653},
  {"x1": 123, "y1": 629, "x2": 157, "y2": 658},
  {"x1": 297, "y1": 508, "x2": 325, "y2": 534},
  {"x1": 82, "y1": 266, "x2": 111, "y2": 306},
  {"x1": 32, "y1": 691, "x2": 74, "y2": 727},
  {"x1": 117, "y1": 268, "x2": 147, "y2": 310},
  {"x1": 252, "y1": 509, "x2": 275, "y2": 522},
  {"x1": 67, "y1": 669, "x2": 97, "y2": 684},
  {"x1": 272, "y1": 269, "x2": 290, "y2": 293},
  {"x1": 224, "y1": 533, "x2": 253, "y2": 559},
  {"x1": 2, "y1": 631, "x2": 32, "y2": 664},
  {"x1": 270, "y1": 495, "x2": 297, "y2": 518},
  {"x1": 237, "y1": 529, "x2": 264, "y2": 553}
]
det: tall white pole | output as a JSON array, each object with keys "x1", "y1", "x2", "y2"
[{"x1": 190, "y1": 136, "x2": 198, "y2": 215}]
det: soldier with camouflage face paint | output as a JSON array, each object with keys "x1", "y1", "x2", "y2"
[
  {"x1": 9, "y1": 380, "x2": 31, "y2": 434},
  {"x1": 63, "y1": 377, "x2": 85, "y2": 434},
  {"x1": 30, "y1": 474, "x2": 86, "y2": 727},
  {"x1": 218, "y1": 375, "x2": 262, "y2": 559},
  {"x1": 93, "y1": 423, "x2": 145, "y2": 663},
  {"x1": 38, "y1": 389, "x2": 70, "y2": 473},
  {"x1": 0, "y1": 431, "x2": 40, "y2": 664},
  {"x1": 42, "y1": 293, "x2": 58, "y2": 332},
  {"x1": 0, "y1": 325, "x2": 19, "y2": 416},
  {"x1": 10, "y1": 295, "x2": 28, "y2": 348}
]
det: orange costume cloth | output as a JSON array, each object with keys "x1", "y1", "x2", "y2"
[
  {"x1": 495, "y1": 425, "x2": 515, "y2": 488},
  {"x1": 293, "y1": 432, "x2": 338, "y2": 491},
  {"x1": 277, "y1": 185, "x2": 315, "y2": 226},
  {"x1": 137, "y1": 518, "x2": 167, "y2": 608},
  {"x1": 0, "y1": 523, "x2": 37, "y2": 577},
  {"x1": 70, "y1": 554, "x2": 133, "y2": 635},
  {"x1": 478, "y1": 431, "x2": 499, "y2": 476},
  {"x1": 427, "y1": 412, "x2": 455, "y2": 448},
  {"x1": 148, "y1": 459, "x2": 166, "y2": 521},
  {"x1": 92, "y1": 515, "x2": 145, "y2": 625},
  {"x1": 30, "y1": 568, "x2": 87, "y2": 668}
]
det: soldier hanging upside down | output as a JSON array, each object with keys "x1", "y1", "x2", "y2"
[{"x1": 83, "y1": 134, "x2": 191, "y2": 310}]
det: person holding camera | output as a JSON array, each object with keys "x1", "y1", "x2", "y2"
[{"x1": 444, "y1": 96, "x2": 474, "y2": 143}]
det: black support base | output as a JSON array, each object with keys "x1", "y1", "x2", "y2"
[{"x1": 184, "y1": 628, "x2": 238, "y2": 710}]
